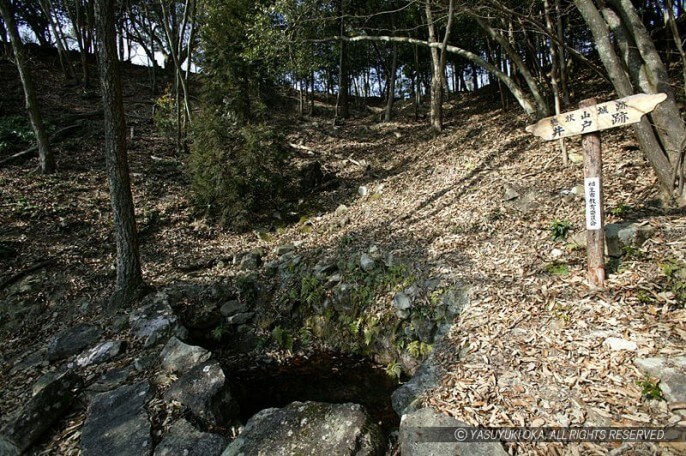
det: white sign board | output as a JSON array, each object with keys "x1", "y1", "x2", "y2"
[
  {"x1": 525, "y1": 93, "x2": 667, "y2": 141},
  {"x1": 584, "y1": 177, "x2": 602, "y2": 230}
]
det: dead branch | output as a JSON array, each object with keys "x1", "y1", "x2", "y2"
[
  {"x1": 0, "y1": 124, "x2": 83, "y2": 167},
  {"x1": 0, "y1": 259, "x2": 55, "y2": 291}
]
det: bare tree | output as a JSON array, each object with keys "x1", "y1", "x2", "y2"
[
  {"x1": 425, "y1": 0, "x2": 454, "y2": 132},
  {"x1": 575, "y1": 0, "x2": 686, "y2": 201},
  {"x1": 0, "y1": 0, "x2": 54, "y2": 174},
  {"x1": 95, "y1": 0, "x2": 144, "y2": 308}
]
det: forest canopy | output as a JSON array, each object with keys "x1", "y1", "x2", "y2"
[{"x1": 2, "y1": 0, "x2": 686, "y2": 226}]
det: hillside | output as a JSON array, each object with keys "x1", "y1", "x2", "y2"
[{"x1": 1, "y1": 54, "x2": 686, "y2": 456}]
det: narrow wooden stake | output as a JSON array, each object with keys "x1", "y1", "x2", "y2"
[{"x1": 580, "y1": 98, "x2": 605, "y2": 288}]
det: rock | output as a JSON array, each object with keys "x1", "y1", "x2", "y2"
[
  {"x1": 88, "y1": 367, "x2": 133, "y2": 393},
  {"x1": 134, "y1": 353, "x2": 157, "y2": 372},
  {"x1": 47, "y1": 323, "x2": 102, "y2": 361},
  {"x1": 240, "y1": 251, "x2": 262, "y2": 270},
  {"x1": 226, "y1": 312, "x2": 255, "y2": 325},
  {"x1": 335, "y1": 204, "x2": 348, "y2": 215},
  {"x1": 276, "y1": 243, "x2": 295, "y2": 256},
  {"x1": 571, "y1": 184, "x2": 584, "y2": 196},
  {"x1": 264, "y1": 261, "x2": 279, "y2": 276},
  {"x1": 236, "y1": 325, "x2": 260, "y2": 353},
  {"x1": 313, "y1": 260, "x2": 338, "y2": 279},
  {"x1": 568, "y1": 152, "x2": 583, "y2": 163},
  {"x1": 400, "y1": 407, "x2": 507, "y2": 456},
  {"x1": 603, "y1": 337, "x2": 637, "y2": 351},
  {"x1": 154, "y1": 419, "x2": 227, "y2": 456},
  {"x1": 130, "y1": 293, "x2": 186, "y2": 348},
  {"x1": 411, "y1": 318, "x2": 437, "y2": 344},
  {"x1": 164, "y1": 361, "x2": 238, "y2": 425},
  {"x1": 358, "y1": 186, "x2": 370, "y2": 197},
  {"x1": 331, "y1": 283, "x2": 356, "y2": 313},
  {"x1": 159, "y1": 337, "x2": 211, "y2": 374},
  {"x1": 81, "y1": 381, "x2": 152, "y2": 456},
  {"x1": 112, "y1": 314, "x2": 129, "y2": 332},
  {"x1": 393, "y1": 292, "x2": 412, "y2": 311},
  {"x1": 396, "y1": 309, "x2": 411, "y2": 320},
  {"x1": 0, "y1": 437, "x2": 19, "y2": 456},
  {"x1": 1, "y1": 371, "x2": 82, "y2": 453},
  {"x1": 605, "y1": 223, "x2": 655, "y2": 257},
  {"x1": 551, "y1": 248, "x2": 564, "y2": 258},
  {"x1": 220, "y1": 300, "x2": 247, "y2": 317},
  {"x1": 327, "y1": 273, "x2": 343, "y2": 284},
  {"x1": 570, "y1": 231, "x2": 585, "y2": 247},
  {"x1": 32, "y1": 372, "x2": 58, "y2": 396},
  {"x1": 634, "y1": 357, "x2": 686, "y2": 402},
  {"x1": 222, "y1": 401, "x2": 383, "y2": 456},
  {"x1": 510, "y1": 191, "x2": 538, "y2": 213},
  {"x1": 10, "y1": 349, "x2": 46, "y2": 375},
  {"x1": 440, "y1": 285, "x2": 469, "y2": 319},
  {"x1": 503, "y1": 185, "x2": 520, "y2": 201},
  {"x1": 392, "y1": 357, "x2": 442, "y2": 416},
  {"x1": 299, "y1": 161, "x2": 324, "y2": 191},
  {"x1": 360, "y1": 254, "x2": 375, "y2": 272},
  {"x1": 76, "y1": 341, "x2": 125, "y2": 367},
  {"x1": 182, "y1": 305, "x2": 221, "y2": 331}
]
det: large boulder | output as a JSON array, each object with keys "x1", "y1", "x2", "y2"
[
  {"x1": 222, "y1": 401, "x2": 384, "y2": 456},
  {"x1": 605, "y1": 222, "x2": 655, "y2": 257},
  {"x1": 0, "y1": 371, "x2": 82, "y2": 453},
  {"x1": 47, "y1": 323, "x2": 102, "y2": 361},
  {"x1": 400, "y1": 407, "x2": 507, "y2": 456},
  {"x1": 392, "y1": 357, "x2": 442, "y2": 416},
  {"x1": 164, "y1": 361, "x2": 238, "y2": 425},
  {"x1": 570, "y1": 223, "x2": 655, "y2": 257},
  {"x1": 76, "y1": 340, "x2": 125, "y2": 367},
  {"x1": 634, "y1": 357, "x2": 686, "y2": 402},
  {"x1": 81, "y1": 381, "x2": 152, "y2": 456},
  {"x1": 130, "y1": 293, "x2": 186, "y2": 347},
  {"x1": 159, "y1": 337, "x2": 211, "y2": 374},
  {"x1": 153, "y1": 418, "x2": 227, "y2": 456}
]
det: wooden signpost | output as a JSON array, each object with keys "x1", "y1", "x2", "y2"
[{"x1": 526, "y1": 93, "x2": 668, "y2": 288}]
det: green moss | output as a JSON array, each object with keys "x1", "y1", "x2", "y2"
[
  {"x1": 545, "y1": 262, "x2": 570, "y2": 276},
  {"x1": 659, "y1": 258, "x2": 686, "y2": 306},
  {"x1": 637, "y1": 376, "x2": 663, "y2": 401},
  {"x1": 550, "y1": 219, "x2": 572, "y2": 241}
]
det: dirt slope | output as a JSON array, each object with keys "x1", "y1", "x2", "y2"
[{"x1": 1, "y1": 55, "x2": 685, "y2": 455}]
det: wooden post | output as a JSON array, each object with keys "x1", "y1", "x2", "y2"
[
  {"x1": 525, "y1": 93, "x2": 668, "y2": 288},
  {"x1": 580, "y1": 98, "x2": 605, "y2": 288}
]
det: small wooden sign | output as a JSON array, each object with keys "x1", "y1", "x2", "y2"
[
  {"x1": 525, "y1": 93, "x2": 668, "y2": 289},
  {"x1": 525, "y1": 93, "x2": 667, "y2": 141},
  {"x1": 584, "y1": 177, "x2": 601, "y2": 230}
]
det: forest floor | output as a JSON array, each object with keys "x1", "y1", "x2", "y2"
[{"x1": 1, "y1": 53, "x2": 686, "y2": 455}]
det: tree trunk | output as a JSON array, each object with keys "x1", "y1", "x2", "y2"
[
  {"x1": 335, "y1": 0, "x2": 349, "y2": 121},
  {"x1": 575, "y1": 0, "x2": 684, "y2": 199},
  {"x1": 554, "y1": 0, "x2": 569, "y2": 105},
  {"x1": 666, "y1": 0, "x2": 686, "y2": 97},
  {"x1": 413, "y1": 44, "x2": 421, "y2": 120},
  {"x1": 425, "y1": 0, "x2": 445, "y2": 132},
  {"x1": 384, "y1": 43, "x2": 397, "y2": 122},
  {"x1": 606, "y1": 0, "x2": 684, "y2": 165},
  {"x1": 342, "y1": 34, "x2": 538, "y2": 116},
  {"x1": 543, "y1": 0, "x2": 567, "y2": 165},
  {"x1": 0, "y1": 0, "x2": 54, "y2": 174},
  {"x1": 473, "y1": 14, "x2": 549, "y2": 117},
  {"x1": 95, "y1": 0, "x2": 144, "y2": 307},
  {"x1": 309, "y1": 70, "x2": 315, "y2": 115},
  {"x1": 39, "y1": 0, "x2": 75, "y2": 81}
]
